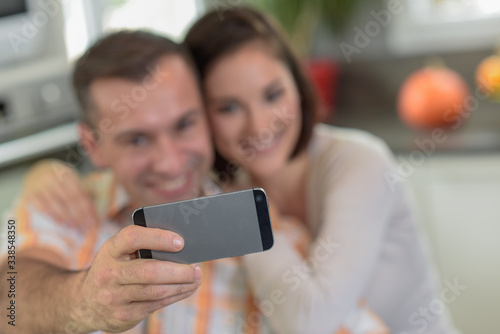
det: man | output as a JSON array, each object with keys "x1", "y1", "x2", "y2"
[{"x1": 0, "y1": 31, "x2": 213, "y2": 333}]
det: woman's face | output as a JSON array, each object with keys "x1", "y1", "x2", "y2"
[{"x1": 204, "y1": 42, "x2": 302, "y2": 178}]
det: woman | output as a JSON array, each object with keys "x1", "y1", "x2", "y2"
[
  {"x1": 184, "y1": 6, "x2": 457, "y2": 334},
  {"x1": 22, "y1": 6, "x2": 458, "y2": 334}
]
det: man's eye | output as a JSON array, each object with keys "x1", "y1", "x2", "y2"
[
  {"x1": 178, "y1": 118, "x2": 195, "y2": 131},
  {"x1": 266, "y1": 89, "x2": 283, "y2": 102},
  {"x1": 129, "y1": 135, "x2": 148, "y2": 146}
]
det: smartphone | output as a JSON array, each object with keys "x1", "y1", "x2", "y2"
[{"x1": 133, "y1": 188, "x2": 273, "y2": 263}]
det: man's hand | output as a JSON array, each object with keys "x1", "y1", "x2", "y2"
[
  {"x1": 21, "y1": 159, "x2": 99, "y2": 231},
  {"x1": 70, "y1": 225, "x2": 202, "y2": 333}
]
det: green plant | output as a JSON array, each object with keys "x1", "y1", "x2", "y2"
[{"x1": 244, "y1": 0, "x2": 363, "y2": 57}]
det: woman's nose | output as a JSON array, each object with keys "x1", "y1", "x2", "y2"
[{"x1": 246, "y1": 107, "x2": 272, "y2": 136}]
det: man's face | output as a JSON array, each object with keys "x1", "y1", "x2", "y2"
[{"x1": 82, "y1": 56, "x2": 213, "y2": 207}]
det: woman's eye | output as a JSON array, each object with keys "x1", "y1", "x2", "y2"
[
  {"x1": 218, "y1": 102, "x2": 240, "y2": 114},
  {"x1": 266, "y1": 89, "x2": 284, "y2": 102}
]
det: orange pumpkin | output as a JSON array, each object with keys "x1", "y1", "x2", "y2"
[
  {"x1": 397, "y1": 67, "x2": 470, "y2": 129},
  {"x1": 475, "y1": 54, "x2": 500, "y2": 102}
]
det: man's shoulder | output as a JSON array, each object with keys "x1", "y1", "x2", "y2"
[
  {"x1": 83, "y1": 169, "x2": 115, "y2": 194},
  {"x1": 83, "y1": 170, "x2": 134, "y2": 229},
  {"x1": 82, "y1": 169, "x2": 117, "y2": 213}
]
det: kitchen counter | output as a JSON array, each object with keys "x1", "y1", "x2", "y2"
[
  {"x1": 329, "y1": 104, "x2": 500, "y2": 154},
  {"x1": 0, "y1": 122, "x2": 78, "y2": 169},
  {"x1": 329, "y1": 47, "x2": 500, "y2": 154}
]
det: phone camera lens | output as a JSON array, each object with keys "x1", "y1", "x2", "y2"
[{"x1": 255, "y1": 194, "x2": 263, "y2": 203}]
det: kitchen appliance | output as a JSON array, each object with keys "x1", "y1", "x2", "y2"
[
  {"x1": 0, "y1": 0, "x2": 79, "y2": 167},
  {"x1": 0, "y1": 0, "x2": 48, "y2": 67},
  {"x1": 0, "y1": 58, "x2": 79, "y2": 167}
]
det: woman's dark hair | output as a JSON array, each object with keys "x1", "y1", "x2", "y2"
[{"x1": 184, "y1": 6, "x2": 318, "y2": 179}]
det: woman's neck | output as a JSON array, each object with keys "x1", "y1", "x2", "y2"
[{"x1": 252, "y1": 151, "x2": 309, "y2": 219}]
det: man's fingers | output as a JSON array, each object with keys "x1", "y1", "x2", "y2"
[
  {"x1": 42, "y1": 164, "x2": 97, "y2": 231},
  {"x1": 109, "y1": 225, "x2": 184, "y2": 258},
  {"x1": 67, "y1": 182, "x2": 99, "y2": 230},
  {"x1": 64, "y1": 178, "x2": 98, "y2": 228},
  {"x1": 83, "y1": 198, "x2": 100, "y2": 228},
  {"x1": 110, "y1": 289, "x2": 199, "y2": 325},
  {"x1": 116, "y1": 260, "x2": 202, "y2": 285},
  {"x1": 66, "y1": 192, "x2": 96, "y2": 231},
  {"x1": 137, "y1": 289, "x2": 199, "y2": 317},
  {"x1": 30, "y1": 191, "x2": 69, "y2": 225},
  {"x1": 125, "y1": 281, "x2": 201, "y2": 302},
  {"x1": 47, "y1": 176, "x2": 85, "y2": 228},
  {"x1": 25, "y1": 194, "x2": 50, "y2": 218}
]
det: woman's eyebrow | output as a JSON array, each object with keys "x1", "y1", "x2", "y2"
[
  {"x1": 264, "y1": 79, "x2": 282, "y2": 90},
  {"x1": 207, "y1": 78, "x2": 283, "y2": 102},
  {"x1": 206, "y1": 96, "x2": 239, "y2": 104}
]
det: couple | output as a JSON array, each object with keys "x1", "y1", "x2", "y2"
[{"x1": 1, "y1": 6, "x2": 458, "y2": 334}]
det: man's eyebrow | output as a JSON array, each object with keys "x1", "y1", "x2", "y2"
[
  {"x1": 174, "y1": 109, "x2": 201, "y2": 124},
  {"x1": 179, "y1": 109, "x2": 200, "y2": 119},
  {"x1": 265, "y1": 79, "x2": 282, "y2": 90},
  {"x1": 114, "y1": 130, "x2": 147, "y2": 142},
  {"x1": 114, "y1": 109, "x2": 201, "y2": 141}
]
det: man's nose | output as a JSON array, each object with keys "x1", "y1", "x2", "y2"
[{"x1": 151, "y1": 136, "x2": 184, "y2": 174}]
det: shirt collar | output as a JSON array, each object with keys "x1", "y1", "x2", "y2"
[{"x1": 106, "y1": 179, "x2": 134, "y2": 223}]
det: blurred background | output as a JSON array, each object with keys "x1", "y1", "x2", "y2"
[{"x1": 0, "y1": 0, "x2": 499, "y2": 332}]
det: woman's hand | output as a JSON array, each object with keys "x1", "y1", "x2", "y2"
[{"x1": 21, "y1": 159, "x2": 99, "y2": 231}]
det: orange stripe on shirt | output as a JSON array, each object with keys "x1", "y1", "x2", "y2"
[
  {"x1": 77, "y1": 225, "x2": 98, "y2": 268},
  {"x1": 16, "y1": 201, "x2": 37, "y2": 249},
  {"x1": 245, "y1": 294, "x2": 261, "y2": 334},
  {"x1": 194, "y1": 261, "x2": 214, "y2": 333},
  {"x1": 145, "y1": 308, "x2": 162, "y2": 333}
]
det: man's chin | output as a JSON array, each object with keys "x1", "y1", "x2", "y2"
[
  {"x1": 149, "y1": 192, "x2": 197, "y2": 206},
  {"x1": 142, "y1": 183, "x2": 201, "y2": 206}
]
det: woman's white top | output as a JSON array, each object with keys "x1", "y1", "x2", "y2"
[{"x1": 243, "y1": 124, "x2": 460, "y2": 334}]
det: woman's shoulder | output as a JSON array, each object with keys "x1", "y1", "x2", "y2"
[
  {"x1": 307, "y1": 125, "x2": 403, "y2": 208},
  {"x1": 309, "y1": 124, "x2": 394, "y2": 166}
]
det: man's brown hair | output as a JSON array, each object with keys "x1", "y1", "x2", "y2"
[{"x1": 73, "y1": 30, "x2": 197, "y2": 125}]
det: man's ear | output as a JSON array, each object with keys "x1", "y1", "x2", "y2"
[{"x1": 78, "y1": 122, "x2": 107, "y2": 168}]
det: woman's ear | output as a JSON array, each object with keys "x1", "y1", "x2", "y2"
[{"x1": 78, "y1": 122, "x2": 107, "y2": 168}]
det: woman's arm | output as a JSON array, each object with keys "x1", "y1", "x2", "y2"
[{"x1": 243, "y1": 138, "x2": 396, "y2": 334}]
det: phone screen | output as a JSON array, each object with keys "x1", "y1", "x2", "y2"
[{"x1": 133, "y1": 188, "x2": 273, "y2": 263}]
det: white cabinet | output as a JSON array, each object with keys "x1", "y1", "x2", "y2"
[{"x1": 406, "y1": 154, "x2": 500, "y2": 334}]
